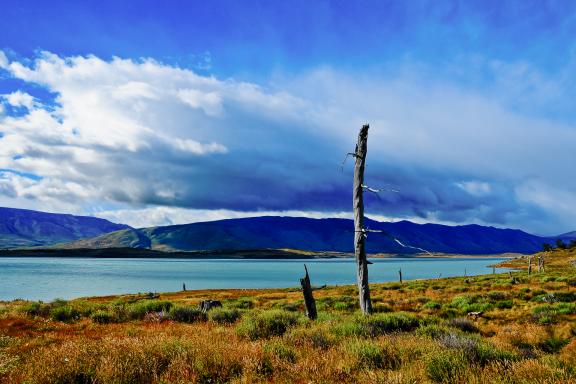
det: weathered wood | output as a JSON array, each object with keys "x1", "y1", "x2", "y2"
[
  {"x1": 300, "y1": 264, "x2": 317, "y2": 320},
  {"x1": 353, "y1": 124, "x2": 372, "y2": 315},
  {"x1": 538, "y1": 254, "x2": 545, "y2": 272},
  {"x1": 398, "y1": 268, "x2": 403, "y2": 284},
  {"x1": 528, "y1": 256, "x2": 532, "y2": 275},
  {"x1": 182, "y1": 283, "x2": 186, "y2": 291},
  {"x1": 198, "y1": 300, "x2": 222, "y2": 312}
]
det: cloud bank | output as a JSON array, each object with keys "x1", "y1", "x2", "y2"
[{"x1": 0, "y1": 52, "x2": 575, "y2": 234}]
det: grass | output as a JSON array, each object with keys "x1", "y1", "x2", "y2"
[{"x1": 0, "y1": 248, "x2": 575, "y2": 383}]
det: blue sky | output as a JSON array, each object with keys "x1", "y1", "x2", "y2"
[{"x1": 0, "y1": 0, "x2": 575, "y2": 234}]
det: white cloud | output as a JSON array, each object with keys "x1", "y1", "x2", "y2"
[
  {"x1": 177, "y1": 89, "x2": 223, "y2": 116},
  {"x1": 5, "y1": 91, "x2": 35, "y2": 109},
  {"x1": 0, "y1": 51, "x2": 575, "y2": 234}
]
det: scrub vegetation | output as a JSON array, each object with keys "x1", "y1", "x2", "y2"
[{"x1": 0, "y1": 249, "x2": 575, "y2": 383}]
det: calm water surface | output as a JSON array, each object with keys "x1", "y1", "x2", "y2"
[{"x1": 0, "y1": 257, "x2": 507, "y2": 301}]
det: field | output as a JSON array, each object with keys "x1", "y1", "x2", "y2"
[{"x1": 0, "y1": 249, "x2": 575, "y2": 383}]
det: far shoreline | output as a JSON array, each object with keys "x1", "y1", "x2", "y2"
[{"x1": 0, "y1": 247, "x2": 520, "y2": 260}]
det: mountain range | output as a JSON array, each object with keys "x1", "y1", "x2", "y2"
[
  {"x1": 1, "y1": 207, "x2": 573, "y2": 254},
  {"x1": 0, "y1": 207, "x2": 129, "y2": 248}
]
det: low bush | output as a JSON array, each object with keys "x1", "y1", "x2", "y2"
[
  {"x1": 372, "y1": 303, "x2": 392, "y2": 313},
  {"x1": 426, "y1": 350, "x2": 467, "y2": 383},
  {"x1": 533, "y1": 303, "x2": 576, "y2": 316},
  {"x1": 284, "y1": 327, "x2": 334, "y2": 350},
  {"x1": 19, "y1": 301, "x2": 49, "y2": 317},
  {"x1": 209, "y1": 308, "x2": 241, "y2": 324},
  {"x1": 332, "y1": 312, "x2": 420, "y2": 338},
  {"x1": 91, "y1": 310, "x2": 117, "y2": 324},
  {"x1": 418, "y1": 324, "x2": 451, "y2": 339},
  {"x1": 438, "y1": 332, "x2": 517, "y2": 366},
  {"x1": 50, "y1": 305, "x2": 80, "y2": 323},
  {"x1": 448, "y1": 295, "x2": 493, "y2": 314},
  {"x1": 237, "y1": 310, "x2": 302, "y2": 340},
  {"x1": 553, "y1": 292, "x2": 576, "y2": 302},
  {"x1": 224, "y1": 297, "x2": 254, "y2": 309},
  {"x1": 539, "y1": 337, "x2": 570, "y2": 353},
  {"x1": 495, "y1": 299, "x2": 514, "y2": 309},
  {"x1": 169, "y1": 306, "x2": 206, "y2": 323},
  {"x1": 446, "y1": 318, "x2": 479, "y2": 333},
  {"x1": 126, "y1": 300, "x2": 173, "y2": 320},
  {"x1": 264, "y1": 340, "x2": 296, "y2": 363},
  {"x1": 344, "y1": 339, "x2": 400, "y2": 370},
  {"x1": 422, "y1": 301, "x2": 442, "y2": 310}
]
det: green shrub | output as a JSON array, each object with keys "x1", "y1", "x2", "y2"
[
  {"x1": 168, "y1": 305, "x2": 206, "y2": 323},
  {"x1": 90, "y1": 310, "x2": 117, "y2": 324},
  {"x1": 426, "y1": 350, "x2": 467, "y2": 383},
  {"x1": 19, "y1": 302, "x2": 49, "y2": 317},
  {"x1": 316, "y1": 296, "x2": 357, "y2": 311},
  {"x1": 539, "y1": 337, "x2": 570, "y2": 353},
  {"x1": 332, "y1": 312, "x2": 420, "y2": 338},
  {"x1": 50, "y1": 305, "x2": 80, "y2": 322},
  {"x1": 224, "y1": 297, "x2": 254, "y2": 309},
  {"x1": 554, "y1": 292, "x2": 576, "y2": 302},
  {"x1": 448, "y1": 295, "x2": 493, "y2": 314},
  {"x1": 284, "y1": 327, "x2": 333, "y2": 350},
  {"x1": 126, "y1": 300, "x2": 173, "y2": 320},
  {"x1": 345, "y1": 339, "x2": 400, "y2": 370},
  {"x1": 487, "y1": 291, "x2": 509, "y2": 301},
  {"x1": 237, "y1": 310, "x2": 302, "y2": 340},
  {"x1": 372, "y1": 303, "x2": 392, "y2": 313},
  {"x1": 533, "y1": 303, "x2": 576, "y2": 316},
  {"x1": 271, "y1": 300, "x2": 301, "y2": 312},
  {"x1": 422, "y1": 301, "x2": 442, "y2": 310},
  {"x1": 438, "y1": 332, "x2": 517, "y2": 366},
  {"x1": 264, "y1": 340, "x2": 296, "y2": 363},
  {"x1": 418, "y1": 324, "x2": 451, "y2": 339},
  {"x1": 209, "y1": 308, "x2": 241, "y2": 324},
  {"x1": 495, "y1": 300, "x2": 514, "y2": 309},
  {"x1": 446, "y1": 318, "x2": 479, "y2": 333}
]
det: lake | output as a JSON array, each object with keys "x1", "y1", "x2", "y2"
[{"x1": 0, "y1": 257, "x2": 508, "y2": 301}]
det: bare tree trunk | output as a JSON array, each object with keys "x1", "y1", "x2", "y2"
[
  {"x1": 353, "y1": 124, "x2": 372, "y2": 315},
  {"x1": 300, "y1": 264, "x2": 317, "y2": 320},
  {"x1": 537, "y1": 256, "x2": 542, "y2": 273}
]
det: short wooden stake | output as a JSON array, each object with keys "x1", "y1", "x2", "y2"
[{"x1": 300, "y1": 264, "x2": 317, "y2": 320}]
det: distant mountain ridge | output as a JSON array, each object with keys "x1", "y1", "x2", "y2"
[
  {"x1": 58, "y1": 216, "x2": 564, "y2": 255},
  {"x1": 0, "y1": 207, "x2": 130, "y2": 248}
]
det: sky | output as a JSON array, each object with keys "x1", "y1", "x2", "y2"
[{"x1": 0, "y1": 0, "x2": 575, "y2": 235}]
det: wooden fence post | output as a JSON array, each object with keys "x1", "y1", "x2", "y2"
[
  {"x1": 528, "y1": 256, "x2": 532, "y2": 275},
  {"x1": 353, "y1": 124, "x2": 373, "y2": 315},
  {"x1": 399, "y1": 268, "x2": 403, "y2": 284},
  {"x1": 300, "y1": 264, "x2": 317, "y2": 320}
]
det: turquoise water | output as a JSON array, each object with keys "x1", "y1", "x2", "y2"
[{"x1": 0, "y1": 257, "x2": 507, "y2": 301}]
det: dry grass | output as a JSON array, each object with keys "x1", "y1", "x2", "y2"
[{"x1": 0, "y1": 249, "x2": 575, "y2": 383}]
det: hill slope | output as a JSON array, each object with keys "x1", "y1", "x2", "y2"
[
  {"x1": 59, "y1": 216, "x2": 558, "y2": 255},
  {"x1": 0, "y1": 207, "x2": 130, "y2": 248}
]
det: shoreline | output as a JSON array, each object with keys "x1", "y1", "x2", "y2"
[{"x1": 0, "y1": 247, "x2": 521, "y2": 259}]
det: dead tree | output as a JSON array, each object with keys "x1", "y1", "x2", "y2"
[
  {"x1": 199, "y1": 300, "x2": 222, "y2": 312},
  {"x1": 538, "y1": 254, "x2": 545, "y2": 273},
  {"x1": 300, "y1": 264, "x2": 317, "y2": 320},
  {"x1": 353, "y1": 124, "x2": 373, "y2": 315}
]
